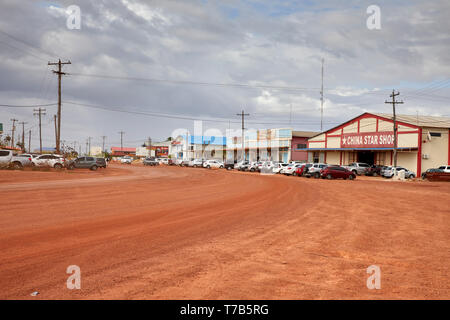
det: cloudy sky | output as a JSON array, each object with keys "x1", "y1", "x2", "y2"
[{"x1": 1, "y1": 0, "x2": 449, "y2": 150}]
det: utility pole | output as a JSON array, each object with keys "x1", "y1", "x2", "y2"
[
  {"x1": 19, "y1": 121, "x2": 27, "y2": 151},
  {"x1": 385, "y1": 90, "x2": 404, "y2": 173},
  {"x1": 54, "y1": 115, "x2": 57, "y2": 151},
  {"x1": 101, "y1": 136, "x2": 106, "y2": 155},
  {"x1": 118, "y1": 131, "x2": 125, "y2": 154},
  {"x1": 320, "y1": 58, "x2": 324, "y2": 132},
  {"x1": 87, "y1": 136, "x2": 92, "y2": 155},
  {"x1": 85, "y1": 139, "x2": 88, "y2": 155},
  {"x1": 10, "y1": 118, "x2": 18, "y2": 148},
  {"x1": 33, "y1": 108, "x2": 46, "y2": 154},
  {"x1": 28, "y1": 130, "x2": 31, "y2": 153},
  {"x1": 236, "y1": 110, "x2": 250, "y2": 161},
  {"x1": 48, "y1": 59, "x2": 71, "y2": 154}
]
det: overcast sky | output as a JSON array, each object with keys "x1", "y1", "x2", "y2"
[{"x1": 1, "y1": 0, "x2": 449, "y2": 150}]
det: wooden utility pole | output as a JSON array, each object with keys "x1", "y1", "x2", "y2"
[
  {"x1": 236, "y1": 110, "x2": 249, "y2": 161},
  {"x1": 118, "y1": 131, "x2": 125, "y2": 154},
  {"x1": 320, "y1": 58, "x2": 324, "y2": 132},
  {"x1": 10, "y1": 118, "x2": 18, "y2": 148},
  {"x1": 53, "y1": 115, "x2": 57, "y2": 151},
  {"x1": 385, "y1": 90, "x2": 404, "y2": 171},
  {"x1": 101, "y1": 136, "x2": 106, "y2": 155},
  {"x1": 19, "y1": 121, "x2": 27, "y2": 151},
  {"x1": 87, "y1": 136, "x2": 92, "y2": 155},
  {"x1": 33, "y1": 108, "x2": 46, "y2": 153},
  {"x1": 28, "y1": 130, "x2": 31, "y2": 153},
  {"x1": 48, "y1": 59, "x2": 71, "y2": 153}
]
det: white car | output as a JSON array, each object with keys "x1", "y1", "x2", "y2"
[
  {"x1": 438, "y1": 165, "x2": 450, "y2": 173},
  {"x1": 189, "y1": 159, "x2": 204, "y2": 167},
  {"x1": 120, "y1": 156, "x2": 132, "y2": 164},
  {"x1": 203, "y1": 160, "x2": 224, "y2": 169},
  {"x1": 283, "y1": 163, "x2": 304, "y2": 175},
  {"x1": 32, "y1": 154, "x2": 65, "y2": 169},
  {"x1": 273, "y1": 163, "x2": 289, "y2": 174}
]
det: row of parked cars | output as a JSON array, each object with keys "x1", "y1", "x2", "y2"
[{"x1": 0, "y1": 149, "x2": 107, "y2": 171}]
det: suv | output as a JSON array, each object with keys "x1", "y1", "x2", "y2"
[
  {"x1": 0, "y1": 150, "x2": 33, "y2": 169},
  {"x1": 307, "y1": 163, "x2": 328, "y2": 178},
  {"x1": 366, "y1": 165, "x2": 386, "y2": 177},
  {"x1": 32, "y1": 154, "x2": 65, "y2": 169},
  {"x1": 321, "y1": 166, "x2": 356, "y2": 180},
  {"x1": 120, "y1": 156, "x2": 132, "y2": 164},
  {"x1": 437, "y1": 165, "x2": 450, "y2": 173},
  {"x1": 383, "y1": 166, "x2": 415, "y2": 179},
  {"x1": 143, "y1": 157, "x2": 159, "y2": 166},
  {"x1": 344, "y1": 162, "x2": 370, "y2": 175},
  {"x1": 189, "y1": 159, "x2": 204, "y2": 167},
  {"x1": 203, "y1": 159, "x2": 224, "y2": 169},
  {"x1": 66, "y1": 157, "x2": 99, "y2": 171},
  {"x1": 96, "y1": 157, "x2": 107, "y2": 168}
]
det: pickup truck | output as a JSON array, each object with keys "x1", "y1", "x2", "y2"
[
  {"x1": 343, "y1": 162, "x2": 370, "y2": 175},
  {"x1": 0, "y1": 150, "x2": 33, "y2": 169}
]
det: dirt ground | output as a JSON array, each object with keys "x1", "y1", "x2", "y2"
[{"x1": 0, "y1": 164, "x2": 449, "y2": 299}]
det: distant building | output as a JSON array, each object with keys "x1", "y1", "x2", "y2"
[
  {"x1": 135, "y1": 146, "x2": 150, "y2": 158},
  {"x1": 171, "y1": 135, "x2": 226, "y2": 161},
  {"x1": 291, "y1": 131, "x2": 320, "y2": 162},
  {"x1": 306, "y1": 112, "x2": 450, "y2": 176},
  {"x1": 111, "y1": 147, "x2": 136, "y2": 157},
  {"x1": 90, "y1": 146, "x2": 103, "y2": 156}
]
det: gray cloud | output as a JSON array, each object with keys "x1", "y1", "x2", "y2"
[{"x1": 0, "y1": 0, "x2": 449, "y2": 150}]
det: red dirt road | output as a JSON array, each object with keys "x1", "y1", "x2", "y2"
[{"x1": 0, "y1": 164, "x2": 449, "y2": 299}]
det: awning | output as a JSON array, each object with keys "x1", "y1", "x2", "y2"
[{"x1": 303, "y1": 147, "x2": 418, "y2": 151}]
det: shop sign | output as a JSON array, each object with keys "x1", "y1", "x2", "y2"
[{"x1": 341, "y1": 132, "x2": 394, "y2": 148}]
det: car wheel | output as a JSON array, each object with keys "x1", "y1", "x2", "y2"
[
  {"x1": 220, "y1": 165, "x2": 223, "y2": 169},
  {"x1": 12, "y1": 162, "x2": 23, "y2": 170},
  {"x1": 314, "y1": 172, "x2": 320, "y2": 179},
  {"x1": 349, "y1": 174, "x2": 355, "y2": 180},
  {"x1": 352, "y1": 170, "x2": 358, "y2": 175},
  {"x1": 250, "y1": 168, "x2": 255, "y2": 172},
  {"x1": 90, "y1": 165, "x2": 98, "y2": 171},
  {"x1": 326, "y1": 174, "x2": 333, "y2": 180},
  {"x1": 68, "y1": 164, "x2": 75, "y2": 170},
  {"x1": 373, "y1": 172, "x2": 378, "y2": 177},
  {"x1": 293, "y1": 172, "x2": 297, "y2": 176},
  {"x1": 207, "y1": 165, "x2": 211, "y2": 169},
  {"x1": 54, "y1": 163, "x2": 62, "y2": 170}
]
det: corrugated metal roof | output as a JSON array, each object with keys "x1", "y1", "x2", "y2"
[
  {"x1": 373, "y1": 113, "x2": 450, "y2": 128},
  {"x1": 292, "y1": 131, "x2": 320, "y2": 138}
]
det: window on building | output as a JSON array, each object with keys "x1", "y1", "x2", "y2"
[
  {"x1": 297, "y1": 143, "x2": 307, "y2": 149},
  {"x1": 430, "y1": 132, "x2": 442, "y2": 137}
]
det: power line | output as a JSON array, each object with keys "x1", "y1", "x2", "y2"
[
  {"x1": 0, "y1": 103, "x2": 57, "y2": 108},
  {"x1": 68, "y1": 72, "x2": 320, "y2": 92}
]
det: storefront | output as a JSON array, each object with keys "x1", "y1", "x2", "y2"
[{"x1": 306, "y1": 112, "x2": 450, "y2": 176}]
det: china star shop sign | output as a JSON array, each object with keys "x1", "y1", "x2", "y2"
[{"x1": 340, "y1": 132, "x2": 395, "y2": 148}]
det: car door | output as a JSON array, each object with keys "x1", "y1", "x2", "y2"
[
  {"x1": 75, "y1": 157, "x2": 85, "y2": 168},
  {"x1": 36, "y1": 155, "x2": 48, "y2": 166}
]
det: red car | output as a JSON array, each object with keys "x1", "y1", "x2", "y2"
[
  {"x1": 295, "y1": 163, "x2": 312, "y2": 177},
  {"x1": 320, "y1": 166, "x2": 356, "y2": 180}
]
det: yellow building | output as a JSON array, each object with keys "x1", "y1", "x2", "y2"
[{"x1": 307, "y1": 113, "x2": 450, "y2": 176}]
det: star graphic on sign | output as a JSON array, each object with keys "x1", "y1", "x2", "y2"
[{"x1": 342, "y1": 137, "x2": 347, "y2": 144}]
